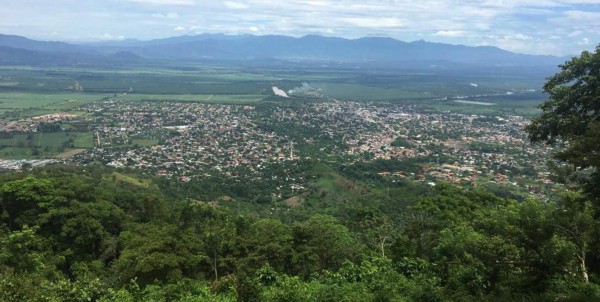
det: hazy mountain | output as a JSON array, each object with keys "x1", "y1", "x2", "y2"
[
  {"x1": 0, "y1": 34, "x2": 84, "y2": 53},
  {"x1": 0, "y1": 46, "x2": 76, "y2": 65},
  {"x1": 0, "y1": 33, "x2": 568, "y2": 67},
  {"x1": 105, "y1": 51, "x2": 142, "y2": 62},
  {"x1": 103, "y1": 34, "x2": 566, "y2": 67},
  {"x1": 0, "y1": 35, "x2": 144, "y2": 65}
]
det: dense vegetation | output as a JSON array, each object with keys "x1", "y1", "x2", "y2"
[
  {"x1": 0, "y1": 163, "x2": 599, "y2": 302},
  {"x1": 527, "y1": 45, "x2": 600, "y2": 200}
]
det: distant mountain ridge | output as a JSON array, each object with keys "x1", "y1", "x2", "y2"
[{"x1": 0, "y1": 33, "x2": 568, "y2": 67}]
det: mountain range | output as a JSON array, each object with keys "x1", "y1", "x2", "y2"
[{"x1": 0, "y1": 33, "x2": 567, "y2": 68}]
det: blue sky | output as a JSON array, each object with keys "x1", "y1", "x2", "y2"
[{"x1": 0, "y1": 0, "x2": 598, "y2": 56}]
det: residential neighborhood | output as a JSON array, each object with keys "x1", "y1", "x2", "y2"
[{"x1": 1, "y1": 98, "x2": 555, "y2": 197}]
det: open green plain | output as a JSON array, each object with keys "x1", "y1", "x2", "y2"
[
  {"x1": 0, "y1": 132, "x2": 93, "y2": 159},
  {"x1": 115, "y1": 93, "x2": 265, "y2": 104},
  {"x1": 0, "y1": 93, "x2": 105, "y2": 117}
]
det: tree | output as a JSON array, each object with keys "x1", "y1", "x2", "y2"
[
  {"x1": 112, "y1": 223, "x2": 201, "y2": 285},
  {"x1": 292, "y1": 215, "x2": 361, "y2": 276},
  {"x1": 526, "y1": 45, "x2": 600, "y2": 197},
  {"x1": 244, "y1": 219, "x2": 293, "y2": 272},
  {"x1": 0, "y1": 177, "x2": 55, "y2": 228},
  {"x1": 552, "y1": 191, "x2": 595, "y2": 283},
  {"x1": 346, "y1": 209, "x2": 395, "y2": 258},
  {"x1": 177, "y1": 203, "x2": 237, "y2": 281},
  {"x1": 0, "y1": 226, "x2": 50, "y2": 273}
]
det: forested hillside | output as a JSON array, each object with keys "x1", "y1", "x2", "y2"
[{"x1": 1, "y1": 164, "x2": 599, "y2": 301}]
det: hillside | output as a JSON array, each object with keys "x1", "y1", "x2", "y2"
[{"x1": 0, "y1": 163, "x2": 598, "y2": 301}]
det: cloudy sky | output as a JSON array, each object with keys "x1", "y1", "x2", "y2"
[{"x1": 0, "y1": 0, "x2": 598, "y2": 56}]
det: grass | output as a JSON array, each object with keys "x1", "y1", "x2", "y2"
[
  {"x1": 106, "y1": 172, "x2": 151, "y2": 188},
  {"x1": 313, "y1": 163, "x2": 362, "y2": 196},
  {"x1": 0, "y1": 92, "x2": 105, "y2": 116},
  {"x1": 0, "y1": 93, "x2": 103, "y2": 108},
  {"x1": 427, "y1": 98, "x2": 544, "y2": 116},
  {"x1": 115, "y1": 93, "x2": 266, "y2": 104},
  {"x1": 73, "y1": 132, "x2": 95, "y2": 148},
  {"x1": 0, "y1": 132, "x2": 94, "y2": 159},
  {"x1": 313, "y1": 83, "x2": 432, "y2": 100}
]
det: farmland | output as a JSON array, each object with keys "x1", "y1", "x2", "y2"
[
  {"x1": 0, "y1": 92, "x2": 105, "y2": 117},
  {"x1": 0, "y1": 63, "x2": 548, "y2": 105},
  {"x1": 115, "y1": 93, "x2": 266, "y2": 104},
  {"x1": 0, "y1": 131, "x2": 93, "y2": 159}
]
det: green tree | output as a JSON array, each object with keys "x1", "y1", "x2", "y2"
[
  {"x1": 346, "y1": 209, "x2": 395, "y2": 258},
  {"x1": 37, "y1": 196, "x2": 125, "y2": 262},
  {"x1": 526, "y1": 45, "x2": 600, "y2": 198},
  {"x1": 292, "y1": 215, "x2": 361, "y2": 276},
  {"x1": 0, "y1": 177, "x2": 55, "y2": 228},
  {"x1": 552, "y1": 191, "x2": 595, "y2": 283},
  {"x1": 244, "y1": 219, "x2": 293, "y2": 272},
  {"x1": 0, "y1": 226, "x2": 52, "y2": 273},
  {"x1": 177, "y1": 203, "x2": 238, "y2": 281},
  {"x1": 112, "y1": 223, "x2": 202, "y2": 285}
]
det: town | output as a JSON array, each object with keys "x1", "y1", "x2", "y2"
[{"x1": 0, "y1": 97, "x2": 555, "y2": 198}]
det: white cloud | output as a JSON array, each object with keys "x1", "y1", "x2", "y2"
[
  {"x1": 95, "y1": 33, "x2": 126, "y2": 41},
  {"x1": 578, "y1": 37, "x2": 591, "y2": 45},
  {"x1": 434, "y1": 30, "x2": 467, "y2": 37},
  {"x1": 341, "y1": 17, "x2": 404, "y2": 28},
  {"x1": 153, "y1": 12, "x2": 179, "y2": 18},
  {"x1": 224, "y1": 1, "x2": 249, "y2": 9},
  {"x1": 295, "y1": 0, "x2": 331, "y2": 6},
  {"x1": 128, "y1": 0, "x2": 195, "y2": 5},
  {"x1": 127, "y1": 0, "x2": 195, "y2": 5},
  {"x1": 551, "y1": 10, "x2": 600, "y2": 32},
  {"x1": 513, "y1": 33, "x2": 532, "y2": 40},
  {"x1": 568, "y1": 30, "x2": 583, "y2": 37}
]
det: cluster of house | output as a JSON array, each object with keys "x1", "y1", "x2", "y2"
[
  {"x1": 336, "y1": 104, "x2": 551, "y2": 194},
  {"x1": 0, "y1": 98, "x2": 554, "y2": 197},
  {"x1": 0, "y1": 159, "x2": 57, "y2": 170},
  {"x1": 231, "y1": 101, "x2": 552, "y2": 195},
  {"x1": 0, "y1": 113, "x2": 78, "y2": 133},
  {"x1": 70, "y1": 101, "x2": 295, "y2": 177}
]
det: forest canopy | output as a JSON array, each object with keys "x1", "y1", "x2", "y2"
[{"x1": 0, "y1": 163, "x2": 600, "y2": 301}]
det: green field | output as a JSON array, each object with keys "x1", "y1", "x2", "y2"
[
  {"x1": 0, "y1": 64, "x2": 550, "y2": 122},
  {"x1": 0, "y1": 92, "x2": 102, "y2": 109},
  {"x1": 313, "y1": 83, "x2": 431, "y2": 100},
  {"x1": 0, "y1": 132, "x2": 93, "y2": 159},
  {"x1": 0, "y1": 92, "x2": 105, "y2": 117},
  {"x1": 73, "y1": 132, "x2": 95, "y2": 148},
  {"x1": 426, "y1": 97, "x2": 544, "y2": 116},
  {"x1": 115, "y1": 93, "x2": 266, "y2": 104}
]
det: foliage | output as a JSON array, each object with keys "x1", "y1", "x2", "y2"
[
  {"x1": 526, "y1": 45, "x2": 600, "y2": 198},
  {"x1": 0, "y1": 166, "x2": 599, "y2": 301}
]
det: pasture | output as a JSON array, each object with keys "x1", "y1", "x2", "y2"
[
  {"x1": 115, "y1": 93, "x2": 265, "y2": 104},
  {"x1": 0, "y1": 132, "x2": 93, "y2": 159},
  {"x1": 0, "y1": 92, "x2": 105, "y2": 117},
  {"x1": 426, "y1": 97, "x2": 544, "y2": 116}
]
